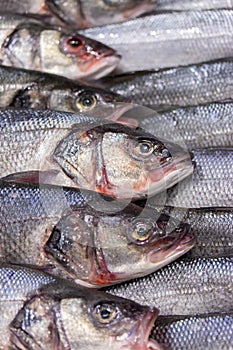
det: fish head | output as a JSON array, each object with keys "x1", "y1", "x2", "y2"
[
  {"x1": 10, "y1": 289, "x2": 161, "y2": 349},
  {"x1": 39, "y1": 29, "x2": 120, "y2": 80},
  {"x1": 53, "y1": 122, "x2": 193, "y2": 199},
  {"x1": 77, "y1": 0, "x2": 157, "y2": 28},
  {"x1": 44, "y1": 203, "x2": 194, "y2": 286}
]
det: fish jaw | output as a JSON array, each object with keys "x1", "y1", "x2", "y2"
[{"x1": 119, "y1": 308, "x2": 164, "y2": 350}]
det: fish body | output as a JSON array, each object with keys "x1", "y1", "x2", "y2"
[
  {"x1": 145, "y1": 148, "x2": 233, "y2": 208},
  {"x1": 155, "y1": 0, "x2": 233, "y2": 11},
  {"x1": 0, "y1": 0, "x2": 157, "y2": 28},
  {"x1": 138, "y1": 102, "x2": 233, "y2": 149},
  {"x1": 152, "y1": 313, "x2": 233, "y2": 350},
  {"x1": 0, "y1": 109, "x2": 193, "y2": 199},
  {"x1": 0, "y1": 14, "x2": 120, "y2": 80},
  {"x1": 106, "y1": 257, "x2": 233, "y2": 315},
  {"x1": 0, "y1": 65, "x2": 129, "y2": 120},
  {"x1": 0, "y1": 181, "x2": 194, "y2": 287},
  {"x1": 0, "y1": 263, "x2": 161, "y2": 350},
  {"x1": 100, "y1": 59, "x2": 233, "y2": 109},
  {"x1": 81, "y1": 10, "x2": 233, "y2": 72}
]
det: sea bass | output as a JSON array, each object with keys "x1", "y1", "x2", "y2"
[
  {"x1": 0, "y1": 263, "x2": 162, "y2": 350},
  {"x1": 0, "y1": 14, "x2": 120, "y2": 80},
  {"x1": 100, "y1": 59, "x2": 233, "y2": 109},
  {"x1": 0, "y1": 181, "x2": 194, "y2": 287},
  {"x1": 0, "y1": 0, "x2": 157, "y2": 28},
  {"x1": 0, "y1": 65, "x2": 130, "y2": 120},
  {"x1": 146, "y1": 148, "x2": 233, "y2": 208},
  {"x1": 137, "y1": 102, "x2": 233, "y2": 149},
  {"x1": 0, "y1": 109, "x2": 193, "y2": 199},
  {"x1": 81, "y1": 10, "x2": 233, "y2": 72},
  {"x1": 152, "y1": 313, "x2": 233, "y2": 350},
  {"x1": 106, "y1": 257, "x2": 233, "y2": 315}
]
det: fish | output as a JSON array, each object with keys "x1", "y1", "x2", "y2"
[
  {"x1": 146, "y1": 148, "x2": 233, "y2": 208},
  {"x1": 0, "y1": 109, "x2": 193, "y2": 199},
  {"x1": 0, "y1": 65, "x2": 131, "y2": 121},
  {"x1": 0, "y1": 14, "x2": 120, "y2": 80},
  {"x1": 99, "y1": 59, "x2": 233, "y2": 109},
  {"x1": 0, "y1": 263, "x2": 162, "y2": 350},
  {"x1": 0, "y1": 181, "x2": 194, "y2": 287},
  {"x1": 136, "y1": 102, "x2": 233, "y2": 149},
  {"x1": 154, "y1": 0, "x2": 233, "y2": 12},
  {"x1": 105, "y1": 257, "x2": 233, "y2": 315},
  {"x1": 0, "y1": 0, "x2": 157, "y2": 28},
  {"x1": 151, "y1": 313, "x2": 233, "y2": 350},
  {"x1": 80, "y1": 10, "x2": 233, "y2": 72}
]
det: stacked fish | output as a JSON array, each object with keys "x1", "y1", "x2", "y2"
[{"x1": 0, "y1": 1, "x2": 232, "y2": 349}]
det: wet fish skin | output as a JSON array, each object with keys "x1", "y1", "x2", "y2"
[
  {"x1": 0, "y1": 65, "x2": 129, "y2": 120},
  {"x1": 81, "y1": 10, "x2": 233, "y2": 72},
  {"x1": 151, "y1": 313, "x2": 233, "y2": 350},
  {"x1": 0, "y1": 181, "x2": 194, "y2": 287},
  {"x1": 138, "y1": 102, "x2": 233, "y2": 149},
  {"x1": 0, "y1": 263, "x2": 161, "y2": 350},
  {"x1": 155, "y1": 0, "x2": 233, "y2": 11},
  {"x1": 100, "y1": 59, "x2": 233, "y2": 108},
  {"x1": 0, "y1": 14, "x2": 120, "y2": 80},
  {"x1": 106, "y1": 257, "x2": 233, "y2": 315},
  {"x1": 0, "y1": 109, "x2": 193, "y2": 199}
]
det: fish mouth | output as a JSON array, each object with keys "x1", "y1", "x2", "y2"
[
  {"x1": 148, "y1": 224, "x2": 195, "y2": 265},
  {"x1": 83, "y1": 54, "x2": 121, "y2": 80},
  {"x1": 125, "y1": 308, "x2": 163, "y2": 350}
]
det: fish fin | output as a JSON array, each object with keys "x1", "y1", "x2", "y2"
[
  {"x1": 113, "y1": 116, "x2": 138, "y2": 128},
  {"x1": 2, "y1": 170, "x2": 60, "y2": 185}
]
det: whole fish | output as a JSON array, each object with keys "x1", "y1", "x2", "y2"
[
  {"x1": 0, "y1": 181, "x2": 194, "y2": 287},
  {"x1": 100, "y1": 59, "x2": 233, "y2": 109},
  {"x1": 106, "y1": 257, "x2": 233, "y2": 315},
  {"x1": 81, "y1": 10, "x2": 233, "y2": 72},
  {"x1": 0, "y1": 0, "x2": 157, "y2": 28},
  {"x1": 147, "y1": 148, "x2": 233, "y2": 208},
  {"x1": 0, "y1": 14, "x2": 120, "y2": 80},
  {"x1": 137, "y1": 102, "x2": 233, "y2": 149},
  {"x1": 0, "y1": 263, "x2": 162, "y2": 350},
  {"x1": 155, "y1": 0, "x2": 233, "y2": 11},
  {"x1": 0, "y1": 65, "x2": 131, "y2": 121},
  {"x1": 0, "y1": 109, "x2": 193, "y2": 199},
  {"x1": 151, "y1": 313, "x2": 233, "y2": 350}
]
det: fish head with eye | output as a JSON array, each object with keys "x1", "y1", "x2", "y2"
[
  {"x1": 10, "y1": 288, "x2": 162, "y2": 350},
  {"x1": 53, "y1": 122, "x2": 193, "y2": 199},
  {"x1": 44, "y1": 203, "x2": 194, "y2": 287}
]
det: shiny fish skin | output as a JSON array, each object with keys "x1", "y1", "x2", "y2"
[
  {"x1": 151, "y1": 313, "x2": 233, "y2": 350},
  {"x1": 0, "y1": 65, "x2": 128, "y2": 119},
  {"x1": 0, "y1": 109, "x2": 193, "y2": 199},
  {"x1": 81, "y1": 10, "x2": 233, "y2": 72},
  {"x1": 148, "y1": 148, "x2": 233, "y2": 208},
  {"x1": 0, "y1": 263, "x2": 161, "y2": 350},
  {"x1": 155, "y1": 0, "x2": 233, "y2": 11},
  {"x1": 0, "y1": 14, "x2": 120, "y2": 80},
  {"x1": 106, "y1": 257, "x2": 233, "y2": 315},
  {"x1": 138, "y1": 102, "x2": 233, "y2": 149},
  {"x1": 100, "y1": 59, "x2": 233, "y2": 108},
  {"x1": 0, "y1": 181, "x2": 194, "y2": 287}
]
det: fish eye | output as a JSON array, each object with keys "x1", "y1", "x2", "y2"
[
  {"x1": 62, "y1": 35, "x2": 84, "y2": 54},
  {"x1": 135, "y1": 140, "x2": 154, "y2": 156},
  {"x1": 93, "y1": 303, "x2": 118, "y2": 324},
  {"x1": 76, "y1": 92, "x2": 97, "y2": 111},
  {"x1": 128, "y1": 222, "x2": 153, "y2": 244}
]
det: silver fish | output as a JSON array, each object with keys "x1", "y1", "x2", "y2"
[
  {"x1": 0, "y1": 65, "x2": 131, "y2": 121},
  {"x1": 155, "y1": 0, "x2": 233, "y2": 11},
  {"x1": 137, "y1": 102, "x2": 233, "y2": 149},
  {"x1": 0, "y1": 263, "x2": 162, "y2": 350},
  {"x1": 99, "y1": 59, "x2": 233, "y2": 108},
  {"x1": 152, "y1": 313, "x2": 233, "y2": 350},
  {"x1": 0, "y1": 181, "x2": 194, "y2": 287},
  {"x1": 0, "y1": 109, "x2": 193, "y2": 199},
  {"x1": 106, "y1": 257, "x2": 233, "y2": 315},
  {"x1": 81, "y1": 10, "x2": 233, "y2": 72},
  {"x1": 0, "y1": 14, "x2": 120, "y2": 80}
]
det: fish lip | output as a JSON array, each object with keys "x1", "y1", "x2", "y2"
[{"x1": 81, "y1": 55, "x2": 121, "y2": 80}]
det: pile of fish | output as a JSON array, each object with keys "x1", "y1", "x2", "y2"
[{"x1": 0, "y1": 1, "x2": 232, "y2": 349}]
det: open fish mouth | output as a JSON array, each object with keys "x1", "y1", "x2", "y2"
[{"x1": 82, "y1": 54, "x2": 121, "y2": 80}]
